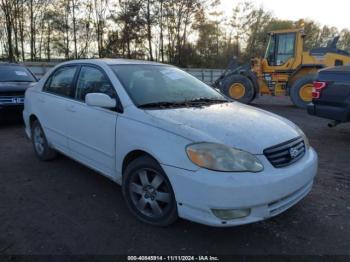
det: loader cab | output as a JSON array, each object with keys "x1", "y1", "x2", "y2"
[{"x1": 265, "y1": 32, "x2": 296, "y2": 66}]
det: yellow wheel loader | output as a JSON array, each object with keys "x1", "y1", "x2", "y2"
[{"x1": 214, "y1": 28, "x2": 350, "y2": 108}]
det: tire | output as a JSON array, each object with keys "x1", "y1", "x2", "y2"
[
  {"x1": 31, "y1": 120, "x2": 57, "y2": 161},
  {"x1": 290, "y1": 75, "x2": 316, "y2": 109},
  {"x1": 122, "y1": 155, "x2": 178, "y2": 227},
  {"x1": 221, "y1": 74, "x2": 256, "y2": 104}
]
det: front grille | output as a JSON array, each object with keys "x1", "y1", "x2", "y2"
[
  {"x1": 264, "y1": 136, "x2": 305, "y2": 168},
  {"x1": 0, "y1": 95, "x2": 24, "y2": 105}
]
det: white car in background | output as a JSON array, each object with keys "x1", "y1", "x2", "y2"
[{"x1": 23, "y1": 59, "x2": 318, "y2": 227}]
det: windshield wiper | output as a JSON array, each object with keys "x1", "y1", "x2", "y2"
[
  {"x1": 185, "y1": 97, "x2": 228, "y2": 104},
  {"x1": 138, "y1": 101, "x2": 189, "y2": 109},
  {"x1": 138, "y1": 98, "x2": 228, "y2": 109}
]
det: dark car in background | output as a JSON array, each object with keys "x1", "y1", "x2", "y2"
[
  {"x1": 0, "y1": 63, "x2": 37, "y2": 115},
  {"x1": 307, "y1": 65, "x2": 350, "y2": 127}
]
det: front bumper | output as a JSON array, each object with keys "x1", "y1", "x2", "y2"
[
  {"x1": 23, "y1": 110, "x2": 31, "y2": 139},
  {"x1": 162, "y1": 147, "x2": 318, "y2": 227},
  {"x1": 307, "y1": 102, "x2": 349, "y2": 122}
]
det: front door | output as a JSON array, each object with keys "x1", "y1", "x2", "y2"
[{"x1": 64, "y1": 65, "x2": 118, "y2": 178}]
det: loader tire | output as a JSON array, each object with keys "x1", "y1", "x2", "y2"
[
  {"x1": 222, "y1": 74, "x2": 255, "y2": 104},
  {"x1": 290, "y1": 75, "x2": 316, "y2": 109}
]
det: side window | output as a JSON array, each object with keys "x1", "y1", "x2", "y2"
[
  {"x1": 75, "y1": 66, "x2": 116, "y2": 101},
  {"x1": 45, "y1": 66, "x2": 77, "y2": 97}
]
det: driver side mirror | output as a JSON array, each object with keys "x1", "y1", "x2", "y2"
[{"x1": 85, "y1": 93, "x2": 116, "y2": 109}]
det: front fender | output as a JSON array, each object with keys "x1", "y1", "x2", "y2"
[{"x1": 115, "y1": 115, "x2": 199, "y2": 178}]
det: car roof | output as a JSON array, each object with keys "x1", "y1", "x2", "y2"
[{"x1": 59, "y1": 58, "x2": 169, "y2": 67}]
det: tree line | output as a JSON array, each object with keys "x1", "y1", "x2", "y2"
[{"x1": 1, "y1": 0, "x2": 350, "y2": 68}]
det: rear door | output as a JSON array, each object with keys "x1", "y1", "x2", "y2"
[
  {"x1": 36, "y1": 65, "x2": 79, "y2": 153},
  {"x1": 64, "y1": 65, "x2": 118, "y2": 178}
]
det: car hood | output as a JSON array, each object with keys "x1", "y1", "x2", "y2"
[
  {"x1": 0, "y1": 82, "x2": 37, "y2": 93},
  {"x1": 143, "y1": 102, "x2": 301, "y2": 154}
]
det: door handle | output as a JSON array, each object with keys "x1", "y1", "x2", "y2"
[{"x1": 66, "y1": 105, "x2": 76, "y2": 113}]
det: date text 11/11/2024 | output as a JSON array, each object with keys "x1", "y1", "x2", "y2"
[{"x1": 127, "y1": 255, "x2": 220, "y2": 261}]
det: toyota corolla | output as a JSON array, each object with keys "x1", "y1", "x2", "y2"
[{"x1": 23, "y1": 59, "x2": 318, "y2": 227}]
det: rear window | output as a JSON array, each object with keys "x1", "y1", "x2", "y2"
[{"x1": 0, "y1": 65, "x2": 36, "y2": 82}]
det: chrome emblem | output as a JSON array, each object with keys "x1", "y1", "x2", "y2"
[{"x1": 289, "y1": 147, "x2": 299, "y2": 159}]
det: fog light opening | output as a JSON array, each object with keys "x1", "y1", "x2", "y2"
[{"x1": 212, "y1": 208, "x2": 251, "y2": 220}]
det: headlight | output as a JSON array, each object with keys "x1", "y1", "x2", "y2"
[
  {"x1": 296, "y1": 128, "x2": 310, "y2": 149},
  {"x1": 301, "y1": 133, "x2": 310, "y2": 149},
  {"x1": 186, "y1": 143, "x2": 264, "y2": 172}
]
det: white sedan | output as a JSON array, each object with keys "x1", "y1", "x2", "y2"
[{"x1": 23, "y1": 59, "x2": 318, "y2": 227}]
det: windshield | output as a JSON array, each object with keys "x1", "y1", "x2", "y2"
[
  {"x1": 0, "y1": 65, "x2": 36, "y2": 82},
  {"x1": 110, "y1": 64, "x2": 226, "y2": 107},
  {"x1": 265, "y1": 33, "x2": 295, "y2": 66}
]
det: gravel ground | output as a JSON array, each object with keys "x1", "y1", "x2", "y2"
[{"x1": 0, "y1": 97, "x2": 349, "y2": 256}]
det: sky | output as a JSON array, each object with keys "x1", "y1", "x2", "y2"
[{"x1": 219, "y1": 0, "x2": 350, "y2": 30}]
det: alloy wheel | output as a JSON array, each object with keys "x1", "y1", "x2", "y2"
[
  {"x1": 129, "y1": 168, "x2": 172, "y2": 218},
  {"x1": 33, "y1": 125, "x2": 45, "y2": 155}
]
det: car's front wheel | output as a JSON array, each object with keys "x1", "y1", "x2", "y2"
[
  {"x1": 122, "y1": 155, "x2": 178, "y2": 226},
  {"x1": 31, "y1": 120, "x2": 57, "y2": 161}
]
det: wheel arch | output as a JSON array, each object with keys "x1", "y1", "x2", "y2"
[
  {"x1": 29, "y1": 114, "x2": 39, "y2": 129},
  {"x1": 122, "y1": 150, "x2": 160, "y2": 177}
]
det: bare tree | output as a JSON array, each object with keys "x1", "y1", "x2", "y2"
[
  {"x1": 141, "y1": 0, "x2": 155, "y2": 60},
  {"x1": 0, "y1": 0, "x2": 15, "y2": 61},
  {"x1": 70, "y1": 0, "x2": 78, "y2": 58},
  {"x1": 17, "y1": 0, "x2": 26, "y2": 60},
  {"x1": 92, "y1": 0, "x2": 108, "y2": 57},
  {"x1": 159, "y1": 0, "x2": 164, "y2": 62}
]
